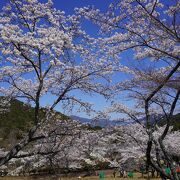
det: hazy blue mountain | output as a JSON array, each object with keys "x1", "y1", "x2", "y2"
[
  {"x1": 70, "y1": 115, "x2": 132, "y2": 127},
  {"x1": 71, "y1": 114, "x2": 180, "y2": 129}
]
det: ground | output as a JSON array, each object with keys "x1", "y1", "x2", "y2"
[{"x1": 0, "y1": 172, "x2": 161, "y2": 180}]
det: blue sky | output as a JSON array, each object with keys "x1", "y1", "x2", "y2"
[
  {"x1": 51, "y1": 0, "x2": 112, "y2": 12},
  {"x1": 49, "y1": 0, "x2": 124, "y2": 119},
  {"x1": 0, "y1": 0, "x2": 127, "y2": 119},
  {"x1": 0, "y1": 0, "x2": 112, "y2": 13},
  {"x1": 0, "y1": 0, "x2": 173, "y2": 119},
  {"x1": 49, "y1": 0, "x2": 134, "y2": 118}
]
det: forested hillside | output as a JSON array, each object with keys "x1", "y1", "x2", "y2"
[
  {"x1": 0, "y1": 98, "x2": 68, "y2": 148},
  {"x1": 159, "y1": 113, "x2": 180, "y2": 131}
]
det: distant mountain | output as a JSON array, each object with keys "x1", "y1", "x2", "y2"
[
  {"x1": 71, "y1": 116, "x2": 92, "y2": 124},
  {"x1": 71, "y1": 114, "x2": 180, "y2": 130},
  {"x1": 70, "y1": 115, "x2": 132, "y2": 127},
  {"x1": 71, "y1": 115, "x2": 112, "y2": 127}
]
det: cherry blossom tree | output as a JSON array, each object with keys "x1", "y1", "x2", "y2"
[
  {"x1": 0, "y1": 0, "x2": 119, "y2": 167},
  {"x1": 105, "y1": 64, "x2": 180, "y2": 179},
  {"x1": 118, "y1": 123, "x2": 180, "y2": 163},
  {"x1": 77, "y1": 0, "x2": 180, "y2": 179}
]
